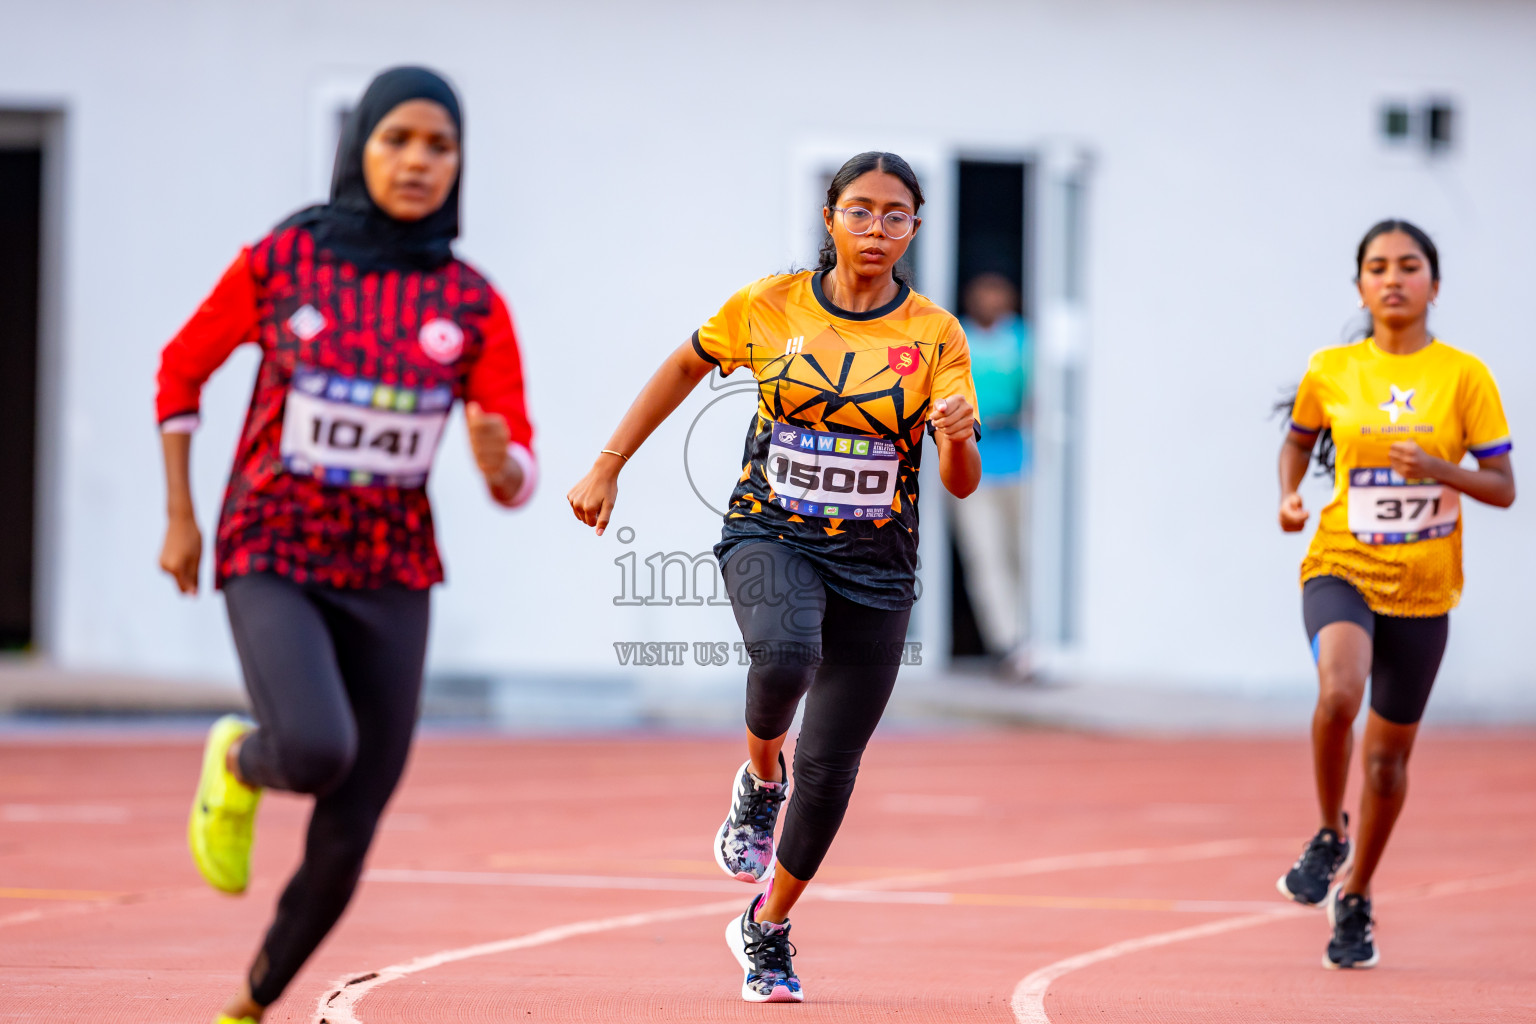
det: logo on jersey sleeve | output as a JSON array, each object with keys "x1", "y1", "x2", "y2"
[
  {"x1": 888, "y1": 345, "x2": 920, "y2": 375},
  {"x1": 287, "y1": 305, "x2": 327, "y2": 341},
  {"x1": 419, "y1": 319, "x2": 465, "y2": 364},
  {"x1": 1378, "y1": 384, "x2": 1416, "y2": 424}
]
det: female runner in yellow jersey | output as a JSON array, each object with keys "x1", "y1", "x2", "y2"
[
  {"x1": 567, "y1": 151, "x2": 980, "y2": 1002},
  {"x1": 1276, "y1": 220, "x2": 1515, "y2": 969}
]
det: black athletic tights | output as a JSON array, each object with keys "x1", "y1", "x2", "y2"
[
  {"x1": 223, "y1": 572, "x2": 429, "y2": 1007},
  {"x1": 722, "y1": 541, "x2": 912, "y2": 881}
]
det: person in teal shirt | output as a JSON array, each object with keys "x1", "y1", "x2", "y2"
[{"x1": 954, "y1": 273, "x2": 1032, "y2": 674}]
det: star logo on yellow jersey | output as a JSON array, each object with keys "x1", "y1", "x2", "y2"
[{"x1": 1378, "y1": 384, "x2": 1416, "y2": 424}]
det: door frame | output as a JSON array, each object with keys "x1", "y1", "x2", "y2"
[
  {"x1": 1027, "y1": 143, "x2": 1093, "y2": 671},
  {"x1": 0, "y1": 108, "x2": 66, "y2": 655},
  {"x1": 789, "y1": 139, "x2": 1092, "y2": 675}
]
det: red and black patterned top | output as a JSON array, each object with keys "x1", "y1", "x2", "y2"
[{"x1": 155, "y1": 225, "x2": 536, "y2": 590}]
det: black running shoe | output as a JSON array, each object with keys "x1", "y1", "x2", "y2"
[
  {"x1": 1277, "y1": 814, "x2": 1351, "y2": 906},
  {"x1": 714, "y1": 755, "x2": 787, "y2": 883},
  {"x1": 1324, "y1": 885, "x2": 1380, "y2": 969},
  {"x1": 726, "y1": 891, "x2": 803, "y2": 1002}
]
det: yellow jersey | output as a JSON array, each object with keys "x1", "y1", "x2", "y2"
[
  {"x1": 1290, "y1": 338, "x2": 1512, "y2": 617},
  {"x1": 694, "y1": 271, "x2": 978, "y2": 609}
]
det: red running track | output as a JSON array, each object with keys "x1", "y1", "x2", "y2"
[{"x1": 1, "y1": 729, "x2": 1533, "y2": 1022}]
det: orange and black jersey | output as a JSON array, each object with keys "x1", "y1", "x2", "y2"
[{"x1": 693, "y1": 271, "x2": 979, "y2": 610}]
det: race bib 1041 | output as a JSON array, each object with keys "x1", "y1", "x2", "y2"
[
  {"x1": 280, "y1": 367, "x2": 453, "y2": 487},
  {"x1": 764, "y1": 421, "x2": 900, "y2": 520},
  {"x1": 1346, "y1": 467, "x2": 1460, "y2": 544}
]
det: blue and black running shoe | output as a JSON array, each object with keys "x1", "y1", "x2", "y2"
[
  {"x1": 1277, "y1": 814, "x2": 1351, "y2": 906},
  {"x1": 1324, "y1": 885, "x2": 1380, "y2": 969}
]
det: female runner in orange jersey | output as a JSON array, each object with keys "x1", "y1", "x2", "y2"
[{"x1": 568, "y1": 152, "x2": 980, "y2": 1001}]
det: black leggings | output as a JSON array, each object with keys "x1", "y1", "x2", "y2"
[
  {"x1": 223, "y1": 572, "x2": 430, "y2": 1006},
  {"x1": 722, "y1": 541, "x2": 911, "y2": 881},
  {"x1": 1302, "y1": 575, "x2": 1448, "y2": 726}
]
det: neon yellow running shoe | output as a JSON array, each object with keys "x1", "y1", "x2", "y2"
[
  {"x1": 214, "y1": 1017, "x2": 259, "y2": 1024},
  {"x1": 188, "y1": 714, "x2": 262, "y2": 894}
]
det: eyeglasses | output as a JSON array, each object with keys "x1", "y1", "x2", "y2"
[{"x1": 834, "y1": 206, "x2": 916, "y2": 240}]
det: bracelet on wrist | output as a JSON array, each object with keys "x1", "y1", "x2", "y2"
[{"x1": 600, "y1": 449, "x2": 630, "y2": 462}]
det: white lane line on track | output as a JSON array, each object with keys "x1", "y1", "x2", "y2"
[
  {"x1": 322, "y1": 838, "x2": 1278, "y2": 1023},
  {"x1": 363, "y1": 838, "x2": 1281, "y2": 899},
  {"x1": 848, "y1": 837, "x2": 1279, "y2": 891},
  {"x1": 0, "y1": 906, "x2": 92, "y2": 929},
  {"x1": 1011, "y1": 908, "x2": 1307, "y2": 1024},
  {"x1": 365, "y1": 868, "x2": 749, "y2": 894},
  {"x1": 0, "y1": 883, "x2": 224, "y2": 932},
  {"x1": 1009, "y1": 867, "x2": 1536, "y2": 1024},
  {"x1": 1, "y1": 803, "x2": 131, "y2": 823},
  {"x1": 314, "y1": 898, "x2": 743, "y2": 1024},
  {"x1": 366, "y1": 867, "x2": 1280, "y2": 914}
]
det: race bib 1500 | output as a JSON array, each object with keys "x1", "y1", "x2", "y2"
[
  {"x1": 764, "y1": 421, "x2": 899, "y2": 520},
  {"x1": 280, "y1": 367, "x2": 453, "y2": 487},
  {"x1": 1346, "y1": 467, "x2": 1460, "y2": 544}
]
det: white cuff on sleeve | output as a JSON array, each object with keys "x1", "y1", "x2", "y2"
[
  {"x1": 505, "y1": 442, "x2": 538, "y2": 509},
  {"x1": 159, "y1": 414, "x2": 201, "y2": 434}
]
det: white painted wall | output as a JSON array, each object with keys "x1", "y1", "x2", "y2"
[{"x1": 3, "y1": 1, "x2": 1532, "y2": 707}]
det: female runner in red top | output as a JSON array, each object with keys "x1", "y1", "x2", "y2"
[{"x1": 155, "y1": 67, "x2": 535, "y2": 1024}]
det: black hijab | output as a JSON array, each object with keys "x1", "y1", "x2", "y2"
[{"x1": 280, "y1": 66, "x2": 463, "y2": 273}]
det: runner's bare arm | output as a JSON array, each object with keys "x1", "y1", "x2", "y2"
[
  {"x1": 1388, "y1": 444, "x2": 1515, "y2": 509},
  {"x1": 159, "y1": 432, "x2": 202, "y2": 595},
  {"x1": 1278, "y1": 431, "x2": 1314, "y2": 532},
  {"x1": 930, "y1": 397, "x2": 981, "y2": 499},
  {"x1": 567, "y1": 340, "x2": 715, "y2": 535},
  {"x1": 154, "y1": 252, "x2": 260, "y2": 595}
]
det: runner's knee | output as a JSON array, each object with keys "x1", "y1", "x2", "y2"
[
  {"x1": 744, "y1": 642, "x2": 820, "y2": 739},
  {"x1": 277, "y1": 731, "x2": 357, "y2": 795},
  {"x1": 309, "y1": 810, "x2": 378, "y2": 872},
  {"x1": 1363, "y1": 749, "x2": 1408, "y2": 796},
  {"x1": 1315, "y1": 682, "x2": 1363, "y2": 726},
  {"x1": 790, "y1": 743, "x2": 862, "y2": 807}
]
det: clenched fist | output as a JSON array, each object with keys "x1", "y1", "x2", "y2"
[
  {"x1": 1279, "y1": 492, "x2": 1309, "y2": 532},
  {"x1": 1388, "y1": 441, "x2": 1443, "y2": 482},
  {"x1": 159, "y1": 515, "x2": 202, "y2": 594},
  {"x1": 929, "y1": 396, "x2": 975, "y2": 442},
  {"x1": 467, "y1": 401, "x2": 524, "y2": 504}
]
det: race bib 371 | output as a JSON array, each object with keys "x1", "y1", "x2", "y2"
[{"x1": 1346, "y1": 467, "x2": 1460, "y2": 544}]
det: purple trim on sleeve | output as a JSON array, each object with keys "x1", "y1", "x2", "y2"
[
  {"x1": 1469, "y1": 440, "x2": 1512, "y2": 459},
  {"x1": 1288, "y1": 420, "x2": 1321, "y2": 437}
]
